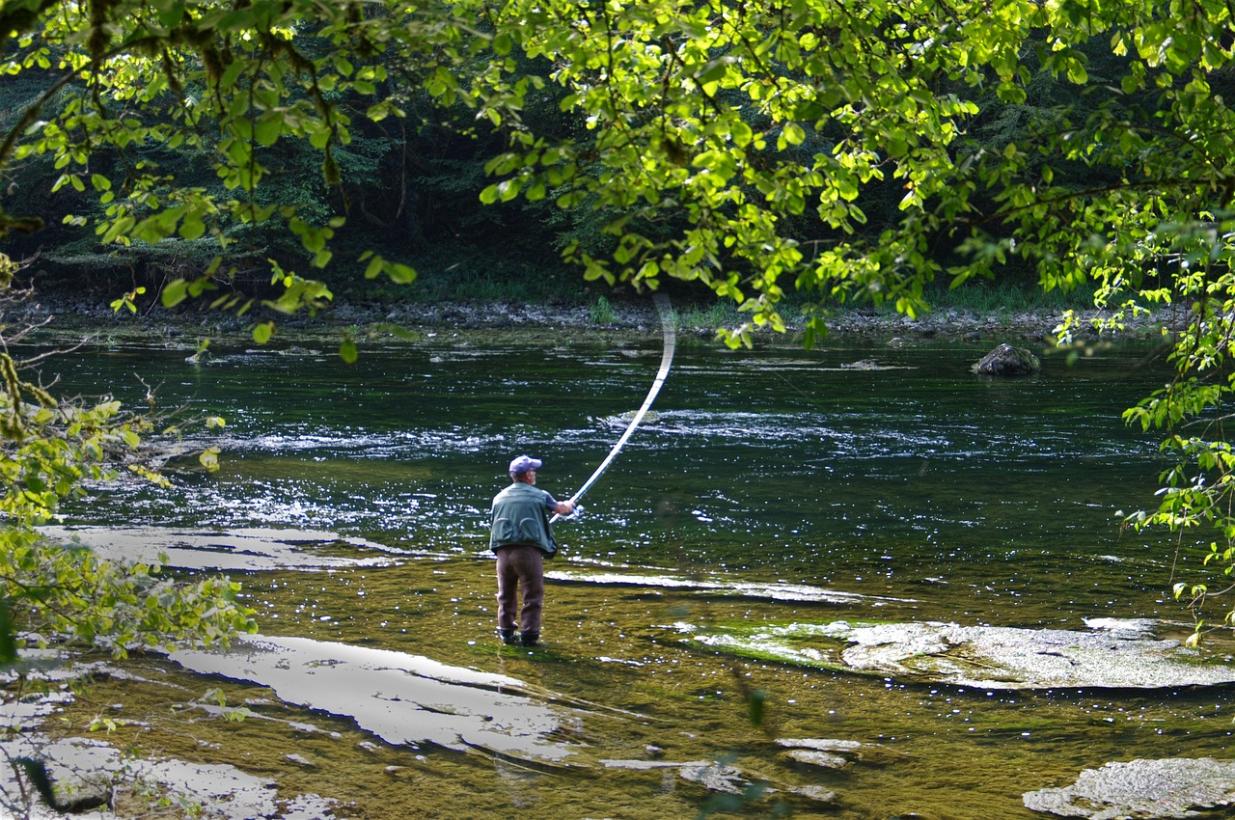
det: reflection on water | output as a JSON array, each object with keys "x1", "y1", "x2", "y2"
[{"x1": 33, "y1": 335, "x2": 1235, "y2": 817}]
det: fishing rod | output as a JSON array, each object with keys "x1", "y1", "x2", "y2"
[{"x1": 551, "y1": 292, "x2": 676, "y2": 523}]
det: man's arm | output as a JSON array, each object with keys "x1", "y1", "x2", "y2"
[{"x1": 544, "y1": 491, "x2": 574, "y2": 517}]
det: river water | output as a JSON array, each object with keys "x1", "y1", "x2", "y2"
[{"x1": 39, "y1": 331, "x2": 1235, "y2": 817}]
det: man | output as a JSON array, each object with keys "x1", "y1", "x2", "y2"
[{"x1": 489, "y1": 455, "x2": 575, "y2": 647}]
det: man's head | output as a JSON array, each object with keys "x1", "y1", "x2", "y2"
[{"x1": 508, "y1": 455, "x2": 543, "y2": 483}]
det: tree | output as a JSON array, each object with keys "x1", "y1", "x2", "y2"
[{"x1": 5, "y1": 1, "x2": 1235, "y2": 639}]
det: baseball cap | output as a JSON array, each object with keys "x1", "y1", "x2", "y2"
[{"x1": 508, "y1": 455, "x2": 543, "y2": 476}]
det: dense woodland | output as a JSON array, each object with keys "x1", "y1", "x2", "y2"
[{"x1": 0, "y1": 12, "x2": 1173, "y2": 308}]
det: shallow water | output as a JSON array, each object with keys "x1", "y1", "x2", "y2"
[{"x1": 35, "y1": 334, "x2": 1235, "y2": 817}]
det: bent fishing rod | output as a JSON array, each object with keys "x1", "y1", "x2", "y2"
[{"x1": 551, "y1": 292, "x2": 676, "y2": 523}]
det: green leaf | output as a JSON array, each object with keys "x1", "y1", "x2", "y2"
[
  {"x1": 339, "y1": 339, "x2": 358, "y2": 364},
  {"x1": 199, "y1": 447, "x2": 221, "y2": 473},
  {"x1": 781, "y1": 122, "x2": 805, "y2": 147},
  {"x1": 254, "y1": 112, "x2": 283, "y2": 147},
  {"x1": 161, "y1": 279, "x2": 188, "y2": 308},
  {"x1": 364, "y1": 255, "x2": 383, "y2": 279},
  {"x1": 179, "y1": 214, "x2": 205, "y2": 240},
  {"x1": 252, "y1": 321, "x2": 274, "y2": 345}
]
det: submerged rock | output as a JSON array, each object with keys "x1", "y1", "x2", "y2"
[
  {"x1": 1023, "y1": 758, "x2": 1235, "y2": 819},
  {"x1": 0, "y1": 735, "x2": 335, "y2": 819},
  {"x1": 776, "y1": 738, "x2": 862, "y2": 754},
  {"x1": 546, "y1": 569, "x2": 914, "y2": 605},
  {"x1": 598, "y1": 410, "x2": 661, "y2": 430},
  {"x1": 790, "y1": 784, "x2": 838, "y2": 804},
  {"x1": 601, "y1": 759, "x2": 713, "y2": 770},
  {"x1": 685, "y1": 620, "x2": 1235, "y2": 689},
  {"x1": 602, "y1": 759, "x2": 758, "y2": 796},
  {"x1": 837, "y1": 359, "x2": 912, "y2": 371},
  {"x1": 678, "y1": 762, "x2": 750, "y2": 794},
  {"x1": 785, "y1": 749, "x2": 849, "y2": 769},
  {"x1": 170, "y1": 634, "x2": 578, "y2": 764},
  {"x1": 972, "y1": 343, "x2": 1040, "y2": 377}
]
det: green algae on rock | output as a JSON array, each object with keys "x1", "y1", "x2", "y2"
[{"x1": 679, "y1": 620, "x2": 1235, "y2": 689}]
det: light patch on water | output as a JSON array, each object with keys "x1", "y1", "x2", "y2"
[
  {"x1": 1082, "y1": 617, "x2": 1159, "y2": 639},
  {"x1": 545, "y1": 570, "x2": 915, "y2": 604},
  {"x1": 170, "y1": 634, "x2": 578, "y2": 764},
  {"x1": 210, "y1": 428, "x2": 515, "y2": 457},
  {"x1": 40, "y1": 526, "x2": 400, "y2": 571}
]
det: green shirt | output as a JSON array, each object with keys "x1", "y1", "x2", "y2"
[{"x1": 489, "y1": 482, "x2": 558, "y2": 556}]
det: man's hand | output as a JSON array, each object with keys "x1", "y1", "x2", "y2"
[{"x1": 555, "y1": 499, "x2": 575, "y2": 516}]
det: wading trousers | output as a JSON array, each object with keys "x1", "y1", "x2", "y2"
[{"x1": 495, "y1": 544, "x2": 544, "y2": 635}]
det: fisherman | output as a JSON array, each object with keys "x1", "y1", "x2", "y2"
[{"x1": 490, "y1": 455, "x2": 575, "y2": 646}]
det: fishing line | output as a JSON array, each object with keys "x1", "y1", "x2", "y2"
[{"x1": 551, "y1": 292, "x2": 676, "y2": 523}]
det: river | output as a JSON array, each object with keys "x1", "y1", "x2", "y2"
[{"x1": 33, "y1": 330, "x2": 1235, "y2": 818}]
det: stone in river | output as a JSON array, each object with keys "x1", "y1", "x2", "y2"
[
  {"x1": 1023, "y1": 758, "x2": 1235, "y2": 818},
  {"x1": 678, "y1": 762, "x2": 749, "y2": 794},
  {"x1": 972, "y1": 343, "x2": 1040, "y2": 377},
  {"x1": 603, "y1": 759, "x2": 753, "y2": 795},
  {"x1": 685, "y1": 620, "x2": 1235, "y2": 689},
  {"x1": 39, "y1": 525, "x2": 401, "y2": 572},
  {"x1": 776, "y1": 738, "x2": 862, "y2": 754},
  {"x1": 789, "y1": 784, "x2": 838, "y2": 804},
  {"x1": 548, "y1": 568, "x2": 914, "y2": 605},
  {"x1": 0, "y1": 735, "x2": 334, "y2": 818},
  {"x1": 171, "y1": 634, "x2": 578, "y2": 764},
  {"x1": 601, "y1": 759, "x2": 712, "y2": 770},
  {"x1": 784, "y1": 749, "x2": 850, "y2": 769}
]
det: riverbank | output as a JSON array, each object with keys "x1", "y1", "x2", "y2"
[{"x1": 14, "y1": 290, "x2": 1180, "y2": 349}]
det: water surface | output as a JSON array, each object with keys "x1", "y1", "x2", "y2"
[{"x1": 42, "y1": 333, "x2": 1234, "y2": 818}]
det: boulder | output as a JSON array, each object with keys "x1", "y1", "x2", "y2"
[{"x1": 972, "y1": 343, "x2": 1040, "y2": 377}]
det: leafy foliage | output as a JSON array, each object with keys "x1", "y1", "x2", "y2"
[{"x1": 0, "y1": 259, "x2": 253, "y2": 669}]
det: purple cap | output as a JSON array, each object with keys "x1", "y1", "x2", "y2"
[{"x1": 508, "y1": 455, "x2": 543, "y2": 476}]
